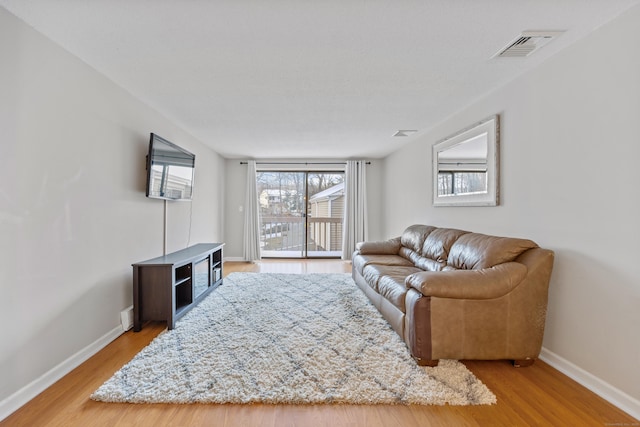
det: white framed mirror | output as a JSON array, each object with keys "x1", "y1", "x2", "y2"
[{"x1": 432, "y1": 115, "x2": 499, "y2": 206}]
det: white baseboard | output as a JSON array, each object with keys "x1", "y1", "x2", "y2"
[
  {"x1": 0, "y1": 325, "x2": 123, "y2": 422},
  {"x1": 224, "y1": 256, "x2": 245, "y2": 262},
  {"x1": 539, "y1": 347, "x2": 640, "y2": 420}
]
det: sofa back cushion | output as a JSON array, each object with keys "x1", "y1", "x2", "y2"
[
  {"x1": 399, "y1": 225, "x2": 436, "y2": 265},
  {"x1": 447, "y1": 233, "x2": 539, "y2": 269},
  {"x1": 412, "y1": 256, "x2": 446, "y2": 272},
  {"x1": 398, "y1": 226, "x2": 470, "y2": 272},
  {"x1": 421, "y1": 228, "x2": 469, "y2": 263},
  {"x1": 400, "y1": 225, "x2": 436, "y2": 252}
]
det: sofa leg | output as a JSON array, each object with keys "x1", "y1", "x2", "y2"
[
  {"x1": 512, "y1": 358, "x2": 536, "y2": 367},
  {"x1": 415, "y1": 358, "x2": 439, "y2": 367}
]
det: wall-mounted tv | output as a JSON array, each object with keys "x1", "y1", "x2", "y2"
[{"x1": 146, "y1": 133, "x2": 195, "y2": 201}]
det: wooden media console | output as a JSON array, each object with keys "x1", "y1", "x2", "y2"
[{"x1": 132, "y1": 243, "x2": 224, "y2": 331}]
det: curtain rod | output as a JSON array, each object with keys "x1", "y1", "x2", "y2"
[{"x1": 239, "y1": 161, "x2": 371, "y2": 165}]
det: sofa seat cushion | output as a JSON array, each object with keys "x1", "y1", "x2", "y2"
[
  {"x1": 377, "y1": 275, "x2": 409, "y2": 312},
  {"x1": 353, "y1": 254, "x2": 414, "y2": 275},
  {"x1": 362, "y1": 264, "x2": 421, "y2": 292}
]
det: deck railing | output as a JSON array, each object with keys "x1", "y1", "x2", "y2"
[{"x1": 260, "y1": 216, "x2": 343, "y2": 257}]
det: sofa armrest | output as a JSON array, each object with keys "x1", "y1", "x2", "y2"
[
  {"x1": 405, "y1": 262, "x2": 528, "y2": 300},
  {"x1": 355, "y1": 237, "x2": 401, "y2": 255}
]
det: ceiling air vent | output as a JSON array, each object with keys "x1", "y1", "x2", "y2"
[
  {"x1": 393, "y1": 130, "x2": 418, "y2": 137},
  {"x1": 493, "y1": 31, "x2": 564, "y2": 58}
]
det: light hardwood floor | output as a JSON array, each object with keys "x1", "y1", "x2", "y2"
[{"x1": 2, "y1": 260, "x2": 637, "y2": 427}]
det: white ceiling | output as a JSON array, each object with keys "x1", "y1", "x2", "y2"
[{"x1": 2, "y1": 0, "x2": 638, "y2": 159}]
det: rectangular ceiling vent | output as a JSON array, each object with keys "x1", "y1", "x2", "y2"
[{"x1": 493, "y1": 31, "x2": 564, "y2": 58}]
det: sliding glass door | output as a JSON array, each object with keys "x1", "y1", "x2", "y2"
[
  {"x1": 306, "y1": 172, "x2": 345, "y2": 257},
  {"x1": 257, "y1": 171, "x2": 306, "y2": 257},
  {"x1": 257, "y1": 171, "x2": 344, "y2": 258}
]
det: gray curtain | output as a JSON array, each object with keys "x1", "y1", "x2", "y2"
[
  {"x1": 243, "y1": 161, "x2": 261, "y2": 261},
  {"x1": 342, "y1": 160, "x2": 368, "y2": 260}
]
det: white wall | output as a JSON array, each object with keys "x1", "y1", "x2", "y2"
[
  {"x1": 383, "y1": 4, "x2": 640, "y2": 411},
  {"x1": 0, "y1": 7, "x2": 225, "y2": 410},
  {"x1": 223, "y1": 159, "x2": 384, "y2": 259}
]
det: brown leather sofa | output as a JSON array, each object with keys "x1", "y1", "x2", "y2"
[{"x1": 352, "y1": 224, "x2": 554, "y2": 367}]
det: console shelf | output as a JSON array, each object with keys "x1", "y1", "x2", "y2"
[{"x1": 132, "y1": 243, "x2": 224, "y2": 331}]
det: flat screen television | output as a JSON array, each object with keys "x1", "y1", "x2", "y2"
[{"x1": 146, "y1": 133, "x2": 195, "y2": 201}]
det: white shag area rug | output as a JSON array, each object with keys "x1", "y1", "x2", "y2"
[{"x1": 92, "y1": 272, "x2": 496, "y2": 405}]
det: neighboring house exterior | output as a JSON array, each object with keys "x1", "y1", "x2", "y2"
[
  {"x1": 308, "y1": 183, "x2": 344, "y2": 252},
  {"x1": 259, "y1": 188, "x2": 300, "y2": 216}
]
